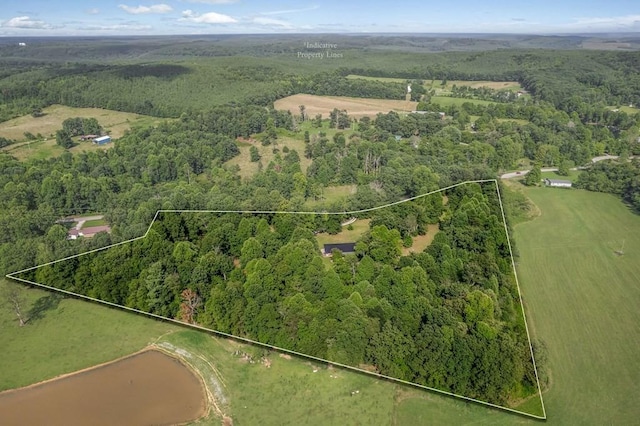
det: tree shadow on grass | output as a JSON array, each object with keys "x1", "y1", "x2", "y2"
[{"x1": 27, "y1": 293, "x2": 63, "y2": 323}]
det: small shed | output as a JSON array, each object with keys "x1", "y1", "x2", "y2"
[
  {"x1": 322, "y1": 243, "x2": 356, "y2": 256},
  {"x1": 545, "y1": 178, "x2": 572, "y2": 188},
  {"x1": 93, "y1": 135, "x2": 111, "y2": 145}
]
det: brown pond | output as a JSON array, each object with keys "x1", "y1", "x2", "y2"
[{"x1": 0, "y1": 349, "x2": 207, "y2": 425}]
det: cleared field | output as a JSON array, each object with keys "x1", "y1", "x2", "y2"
[
  {"x1": 315, "y1": 218, "x2": 371, "y2": 248},
  {"x1": 513, "y1": 186, "x2": 640, "y2": 424},
  {"x1": 540, "y1": 170, "x2": 582, "y2": 182},
  {"x1": 426, "y1": 79, "x2": 522, "y2": 91},
  {"x1": 82, "y1": 218, "x2": 107, "y2": 228},
  {"x1": 345, "y1": 75, "x2": 522, "y2": 92},
  {"x1": 225, "y1": 136, "x2": 311, "y2": 180},
  {"x1": 345, "y1": 74, "x2": 407, "y2": 83},
  {"x1": 274, "y1": 94, "x2": 417, "y2": 119},
  {"x1": 606, "y1": 105, "x2": 639, "y2": 114},
  {"x1": 0, "y1": 349, "x2": 206, "y2": 426},
  {"x1": 401, "y1": 223, "x2": 439, "y2": 255},
  {"x1": 0, "y1": 280, "x2": 178, "y2": 392},
  {"x1": 0, "y1": 105, "x2": 160, "y2": 161},
  {"x1": 430, "y1": 96, "x2": 496, "y2": 107},
  {"x1": 305, "y1": 184, "x2": 357, "y2": 210},
  {"x1": 0, "y1": 104, "x2": 158, "y2": 142}
]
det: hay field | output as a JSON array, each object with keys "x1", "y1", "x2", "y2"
[
  {"x1": 512, "y1": 186, "x2": 640, "y2": 424},
  {"x1": 274, "y1": 94, "x2": 417, "y2": 118},
  {"x1": 0, "y1": 104, "x2": 158, "y2": 142}
]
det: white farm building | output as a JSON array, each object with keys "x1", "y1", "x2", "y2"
[{"x1": 545, "y1": 178, "x2": 572, "y2": 188}]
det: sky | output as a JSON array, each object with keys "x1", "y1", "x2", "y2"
[{"x1": 0, "y1": 0, "x2": 639, "y2": 36}]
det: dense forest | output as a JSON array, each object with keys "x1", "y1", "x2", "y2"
[{"x1": 17, "y1": 182, "x2": 539, "y2": 406}]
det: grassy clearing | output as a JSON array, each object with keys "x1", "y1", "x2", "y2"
[
  {"x1": 497, "y1": 118, "x2": 530, "y2": 125},
  {"x1": 540, "y1": 170, "x2": 582, "y2": 182},
  {"x1": 0, "y1": 279, "x2": 177, "y2": 392},
  {"x1": 0, "y1": 104, "x2": 159, "y2": 142},
  {"x1": 513, "y1": 185, "x2": 640, "y2": 424},
  {"x1": 401, "y1": 224, "x2": 439, "y2": 256},
  {"x1": 224, "y1": 136, "x2": 311, "y2": 180},
  {"x1": 345, "y1": 74, "x2": 407, "y2": 83},
  {"x1": 315, "y1": 219, "x2": 371, "y2": 248},
  {"x1": 426, "y1": 79, "x2": 522, "y2": 91},
  {"x1": 160, "y1": 330, "x2": 398, "y2": 425},
  {"x1": 344, "y1": 75, "x2": 522, "y2": 93},
  {"x1": 0, "y1": 105, "x2": 161, "y2": 161},
  {"x1": 606, "y1": 105, "x2": 639, "y2": 114},
  {"x1": 305, "y1": 184, "x2": 357, "y2": 210},
  {"x1": 81, "y1": 218, "x2": 108, "y2": 228},
  {"x1": 430, "y1": 96, "x2": 496, "y2": 107},
  {"x1": 274, "y1": 94, "x2": 417, "y2": 119}
]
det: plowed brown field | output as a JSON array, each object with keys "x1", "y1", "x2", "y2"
[{"x1": 0, "y1": 349, "x2": 207, "y2": 426}]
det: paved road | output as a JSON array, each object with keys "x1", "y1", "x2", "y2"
[{"x1": 500, "y1": 155, "x2": 622, "y2": 179}]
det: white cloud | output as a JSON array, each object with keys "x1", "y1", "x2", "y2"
[
  {"x1": 261, "y1": 6, "x2": 319, "y2": 16},
  {"x1": 568, "y1": 14, "x2": 640, "y2": 30},
  {"x1": 180, "y1": 10, "x2": 237, "y2": 24},
  {"x1": 252, "y1": 17, "x2": 295, "y2": 29},
  {"x1": 86, "y1": 8, "x2": 100, "y2": 15},
  {"x1": 2, "y1": 16, "x2": 53, "y2": 29},
  {"x1": 79, "y1": 22, "x2": 153, "y2": 31},
  {"x1": 118, "y1": 4, "x2": 173, "y2": 14}
]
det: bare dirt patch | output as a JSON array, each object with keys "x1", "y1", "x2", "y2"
[
  {"x1": 0, "y1": 349, "x2": 207, "y2": 426},
  {"x1": 274, "y1": 94, "x2": 417, "y2": 119}
]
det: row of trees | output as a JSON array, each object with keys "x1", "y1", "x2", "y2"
[{"x1": 575, "y1": 159, "x2": 640, "y2": 211}]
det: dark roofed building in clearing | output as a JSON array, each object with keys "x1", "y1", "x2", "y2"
[{"x1": 322, "y1": 243, "x2": 356, "y2": 256}]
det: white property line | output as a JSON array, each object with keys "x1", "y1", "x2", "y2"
[{"x1": 5, "y1": 179, "x2": 546, "y2": 420}]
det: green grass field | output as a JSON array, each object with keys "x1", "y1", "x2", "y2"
[
  {"x1": 606, "y1": 105, "x2": 639, "y2": 114},
  {"x1": 430, "y1": 96, "x2": 496, "y2": 107},
  {"x1": 315, "y1": 219, "x2": 371, "y2": 248},
  {"x1": 513, "y1": 185, "x2": 640, "y2": 425},
  {"x1": 82, "y1": 218, "x2": 108, "y2": 228},
  {"x1": 304, "y1": 184, "x2": 357, "y2": 210},
  {"x1": 345, "y1": 74, "x2": 407, "y2": 84},
  {"x1": 540, "y1": 170, "x2": 582, "y2": 182},
  {"x1": 0, "y1": 105, "x2": 161, "y2": 161}
]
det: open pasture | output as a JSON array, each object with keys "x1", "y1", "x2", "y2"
[
  {"x1": 513, "y1": 185, "x2": 640, "y2": 424},
  {"x1": 274, "y1": 94, "x2": 417, "y2": 118},
  {"x1": 0, "y1": 105, "x2": 160, "y2": 161},
  {"x1": 0, "y1": 104, "x2": 158, "y2": 142}
]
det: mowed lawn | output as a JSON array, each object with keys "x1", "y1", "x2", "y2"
[{"x1": 513, "y1": 187, "x2": 640, "y2": 424}]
